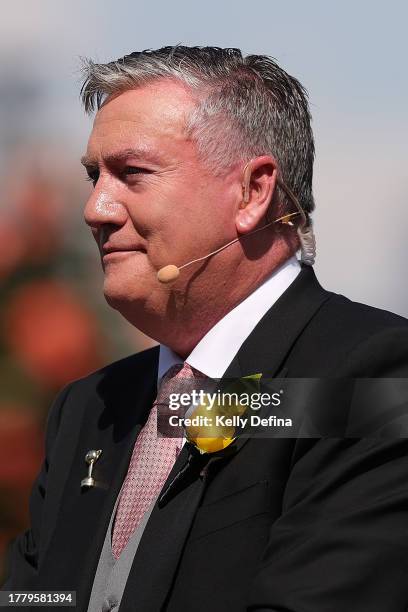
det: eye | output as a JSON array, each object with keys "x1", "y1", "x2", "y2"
[
  {"x1": 122, "y1": 166, "x2": 153, "y2": 181},
  {"x1": 125, "y1": 166, "x2": 145, "y2": 174},
  {"x1": 85, "y1": 169, "x2": 99, "y2": 187}
]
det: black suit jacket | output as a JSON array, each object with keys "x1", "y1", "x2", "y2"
[{"x1": 3, "y1": 266, "x2": 408, "y2": 611}]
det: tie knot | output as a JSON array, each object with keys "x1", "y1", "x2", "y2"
[
  {"x1": 156, "y1": 362, "x2": 207, "y2": 439},
  {"x1": 160, "y1": 362, "x2": 206, "y2": 385}
]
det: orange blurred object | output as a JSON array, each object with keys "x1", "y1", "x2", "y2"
[{"x1": 4, "y1": 280, "x2": 104, "y2": 388}]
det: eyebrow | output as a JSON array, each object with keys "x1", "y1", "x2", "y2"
[{"x1": 80, "y1": 147, "x2": 163, "y2": 168}]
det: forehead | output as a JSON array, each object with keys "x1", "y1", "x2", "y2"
[{"x1": 86, "y1": 80, "x2": 196, "y2": 159}]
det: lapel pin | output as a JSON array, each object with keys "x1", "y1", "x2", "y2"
[{"x1": 81, "y1": 449, "x2": 102, "y2": 489}]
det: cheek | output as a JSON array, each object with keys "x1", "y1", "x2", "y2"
[
  {"x1": 126, "y1": 180, "x2": 232, "y2": 262},
  {"x1": 126, "y1": 183, "x2": 173, "y2": 238},
  {"x1": 151, "y1": 210, "x2": 223, "y2": 268},
  {"x1": 127, "y1": 188, "x2": 185, "y2": 242}
]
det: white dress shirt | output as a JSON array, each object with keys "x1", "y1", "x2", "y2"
[{"x1": 158, "y1": 255, "x2": 301, "y2": 381}]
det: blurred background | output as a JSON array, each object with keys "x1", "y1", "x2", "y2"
[{"x1": 0, "y1": 0, "x2": 407, "y2": 582}]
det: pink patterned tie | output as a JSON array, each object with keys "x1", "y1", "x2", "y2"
[{"x1": 111, "y1": 362, "x2": 200, "y2": 559}]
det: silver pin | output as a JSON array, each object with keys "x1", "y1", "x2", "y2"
[{"x1": 81, "y1": 449, "x2": 102, "y2": 489}]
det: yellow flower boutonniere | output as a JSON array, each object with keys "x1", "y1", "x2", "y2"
[{"x1": 184, "y1": 373, "x2": 262, "y2": 454}]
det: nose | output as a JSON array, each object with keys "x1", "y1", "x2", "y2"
[{"x1": 84, "y1": 185, "x2": 128, "y2": 230}]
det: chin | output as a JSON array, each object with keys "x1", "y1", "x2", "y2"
[
  {"x1": 103, "y1": 279, "x2": 144, "y2": 310},
  {"x1": 102, "y1": 270, "x2": 161, "y2": 322},
  {"x1": 102, "y1": 257, "x2": 153, "y2": 307}
]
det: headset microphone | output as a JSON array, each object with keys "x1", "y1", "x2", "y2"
[
  {"x1": 156, "y1": 169, "x2": 316, "y2": 284},
  {"x1": 156, "y1": 211, "x2": 301, "y2": 284}
]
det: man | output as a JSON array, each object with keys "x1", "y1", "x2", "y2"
[{"x1": 3, "y1": 46, "x2": 408, "y2": 611}]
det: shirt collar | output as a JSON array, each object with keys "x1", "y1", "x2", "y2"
[{"x1": 158, "y1": 255, "x2": 301, "y2": 381}]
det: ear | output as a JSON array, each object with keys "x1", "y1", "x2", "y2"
[{"x1": 235, "y1": 156, "x2": 278, "y2": 234}]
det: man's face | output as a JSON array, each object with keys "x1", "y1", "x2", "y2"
[{"x1": 82, "y1": 81, "x2": 238, "y2": 325}]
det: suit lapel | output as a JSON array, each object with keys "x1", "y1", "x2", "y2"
[
  {"x1": 39, "y1": 349, "x2": 159, "y2": 611},
  {"x1": 224, "y1": 265, "x2": 331, "y2": 379},
  {"x1": 218, "y1": 265, "x2": 332, "y2": 457}
]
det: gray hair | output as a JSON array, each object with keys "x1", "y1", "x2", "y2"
[{"x1": 80, "y1": 46, "x2": 315, "y2": 214}]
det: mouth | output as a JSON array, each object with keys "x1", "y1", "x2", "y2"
[{"x1": 101, "y1": 247, "x2": 147, "y2": 262}]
